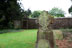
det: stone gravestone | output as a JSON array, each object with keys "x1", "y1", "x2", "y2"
[{"x1": 36, "y1": 11, "x2": 55, "y2": 48}]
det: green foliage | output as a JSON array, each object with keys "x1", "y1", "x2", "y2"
[
  {"x1": 68, "y1": 0, "x2": 72, "y2": 15},
  {"x1": 27, "y1": 9, "x2": 32, "y2": 16},
  {"x1": 31, "y1": 11, "x2": 42, "y2": 18},
  {"x1": 48, "y1": 7, "x2": 65, "y2": 17},
  {"x1": 68, "y1": 6, "x2": 72, "y2": 13},
  {"x1": 0, "y1": 0, "x2": 25, "y2": 29},
  {"x1": 0, "y1": 0, "x2": 32, "y2": 29},
  {"x1": 23, "y1": 9, "x2": 32, "y2": 18}
]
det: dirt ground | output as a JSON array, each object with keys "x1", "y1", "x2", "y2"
[{"x1": 54, "y1": 30, "x2": 72, "y2": 48}]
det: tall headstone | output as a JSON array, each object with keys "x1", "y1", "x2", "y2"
[{"x1": 36, "y1": 11, "x2": 55, "y2": 48}]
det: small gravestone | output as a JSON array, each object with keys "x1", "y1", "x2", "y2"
[{"x1": 36, "y1": 11, "x2": 55, "y2": 48}]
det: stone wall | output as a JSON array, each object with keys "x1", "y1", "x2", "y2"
[
  {"x1": 27, "y1": 17, "x2": 72, "y2": 29},
  {"x1": 14, "y1": 20, "x2": 22, "y2": 29},
  {"x1": 28, "y1": 18, "x2": 38, "y2": 29},
  {"x1": 51, "y1": 18, "x2": 72, "y2": 29}
]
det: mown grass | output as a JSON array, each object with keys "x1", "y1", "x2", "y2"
[
  {"x1": 0, "y1": 29, "x2": 72, "y2": 48},
  {"x1": 0, "y1": 29, "x2": 37, "y2": 48}
]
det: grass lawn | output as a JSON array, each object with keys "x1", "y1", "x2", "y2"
[
  {"x1": 0, "y1": 29, "x2": 72, "y2": 48},
  {"x1": 0, "y1": 29, "x2": 37, "y2": 48}
]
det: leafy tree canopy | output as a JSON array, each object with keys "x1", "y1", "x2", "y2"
[
  {"x1": 31, "y1": 11, "x2": 42, "y2": 18},
  {"x1": 0, "y1": 0, "x2": 23, "y2": 29},
  {"x1": 68, "y1": 6, "x2": 72, "y2": 13},
  {"x1": 48, "y1": 7, "x2": 65, "y2": 17},
  {"x1": 68, "y1": 0, "x2": 72, "y2": 14}
]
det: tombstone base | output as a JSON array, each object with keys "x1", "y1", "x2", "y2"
[{"x1": 36, "y1": 39, "x2": 50, "y2": 48}]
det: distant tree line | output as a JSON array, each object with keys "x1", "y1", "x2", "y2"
[
  {"x1": 29, "y1": 8, "x2": 65, "y2": 18},
  {"x1": 48, "y1": 7, "x2": 65, "y2": 17},
  {"x1": 0, "y1": 0, "x2": 71, "y2": 29}
]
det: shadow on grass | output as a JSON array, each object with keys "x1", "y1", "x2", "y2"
[{"x1": 0, "y1": 29, "x2": 24, "y2": 34}]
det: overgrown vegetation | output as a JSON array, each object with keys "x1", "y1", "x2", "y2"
[{"x1": 0, "y1": 0, "x2": 31, "y2": 29}]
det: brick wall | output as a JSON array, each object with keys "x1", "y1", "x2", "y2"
[
  {"x1": 27, "y1": 17, "x2": 72, "y2": 29},
  {"x1": 28, "y1": 18, "x2": 38, "y2": 29}
]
